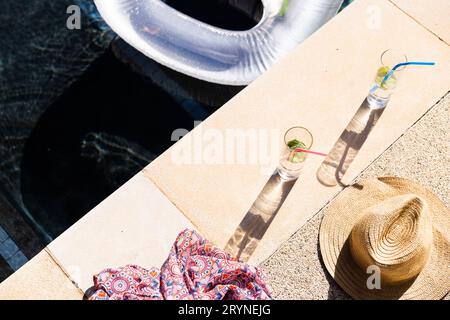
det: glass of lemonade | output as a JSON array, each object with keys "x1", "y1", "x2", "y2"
[
  {"x1": 277, "y1": 126, "x2": 313, "y2": 180},
  {"x1": 367, "y1": 49, "x2": 408, "y2": 108}
]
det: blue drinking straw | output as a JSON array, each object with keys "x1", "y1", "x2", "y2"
[{"x1": 370, "y1": 61, "x2": 436, "y2": 93}]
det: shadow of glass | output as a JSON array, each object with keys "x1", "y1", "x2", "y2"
[
  {"x1": 317, "y1": 98, "x2": 385, "y2": 188},
  {"x1": 224, "y1": 172, "x2": 296, "y2": 262}
]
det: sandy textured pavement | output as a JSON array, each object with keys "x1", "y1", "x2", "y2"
[{"x1": 262, "y1": 93, "x2": 450, "y2": 300}]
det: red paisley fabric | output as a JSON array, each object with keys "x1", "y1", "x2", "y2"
[{"x1": 90, "y1": 229, "x2": 272, "y2": 300}]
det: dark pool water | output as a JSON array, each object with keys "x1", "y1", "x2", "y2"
[
  {"x1": 0, "y1": 0, "x2": 252, "y2": 246},
  {"x1": 0, "y1": 0, "x2": 112, "y2": 248},
  {"x1": 0, "y1": 0, "x2": 113, "y2": 277},
  {"x1": 0, "y1": 0, "x2": 351, "y2": 278},
  {"x1": 165, "y1": 0, "x2": 263, "y2": 30},
  {"x1": 20, "y1": 48, "x2": 243, "y2": 238}
]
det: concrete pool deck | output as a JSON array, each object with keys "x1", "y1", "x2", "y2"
[{"x1": 0, "y1": 0, "x2": 449, "y2": 299}]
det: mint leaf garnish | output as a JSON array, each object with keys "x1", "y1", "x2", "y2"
[{"x1": 287, "y1": 139, "x2": 306, "y2": 150}]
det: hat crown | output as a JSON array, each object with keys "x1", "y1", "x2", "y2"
[{"x1": 350, "y1": 194, "x2": 433, "y2": 284}]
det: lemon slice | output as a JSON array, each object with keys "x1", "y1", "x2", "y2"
[{"x1": 375, "y1": 66, "x2": 397, "y2": 90}]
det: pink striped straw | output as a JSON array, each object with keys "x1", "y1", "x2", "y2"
[{"x1": 295, "y1": 148, "x2": 327, "y2": 157}]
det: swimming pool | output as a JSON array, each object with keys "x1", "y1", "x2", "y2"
[
  {"x1": 0, "y1": 0, "x2": 351, "y2": 279},
  {"x1": 0, "y1": 0, "x2": 254, "y2": 279}
]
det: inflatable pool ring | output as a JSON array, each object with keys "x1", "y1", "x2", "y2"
[{"x1": 94, "y1": 0, "x2": 344, "y2": 85}]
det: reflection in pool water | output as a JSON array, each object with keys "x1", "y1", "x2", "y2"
[
  {"x1": 0, "y1": 0, "x2": 114, "y2": 277},
  {"x1": 20, "y1": 48, "x2": 243, "y2": 238},
  {"x1": 0, "y1": 0, "x2": 251, "y2": 258},
  {"x1": 0, "y1": 0, "x2": 351, "y2": 277},
  {"x1": 0, "y1": 0, "x2": 113, "y2": 250}
]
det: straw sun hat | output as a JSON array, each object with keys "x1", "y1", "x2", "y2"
[{"x1": 319, "y1": 176, "x2": 450, "y2": 300}]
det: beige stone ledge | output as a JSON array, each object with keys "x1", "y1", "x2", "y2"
[
  {"x1": 144, "y1": 0, "x2": 450, "y2": 265},
  {"x1": 46, "y1": 172, "x2": 195, "y2": 292},
  {"x1": 390, "y1": 0, "x2": 450, "y2": 45},
  {"x1": 0, "y1": 250, "x2": 83, "y2": 300}
]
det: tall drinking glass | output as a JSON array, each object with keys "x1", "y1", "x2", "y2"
[
  {"x1": 316, "y1": 50, "x2": 407, "y2": 187},
  {"x1": 277, "y1": 126, "x2": 313, "y2": 181},
  {"x1": 367, "y1": 49, "x2": 408, "y2": 108}
]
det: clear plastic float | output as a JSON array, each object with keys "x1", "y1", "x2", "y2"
[{"x1": 94, "y1": 0, "x2": 344, "y2": 85}]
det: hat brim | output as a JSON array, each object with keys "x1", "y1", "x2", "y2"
[{"x1": 319, "y1": 177, "x2": 450, "y2": 300}]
